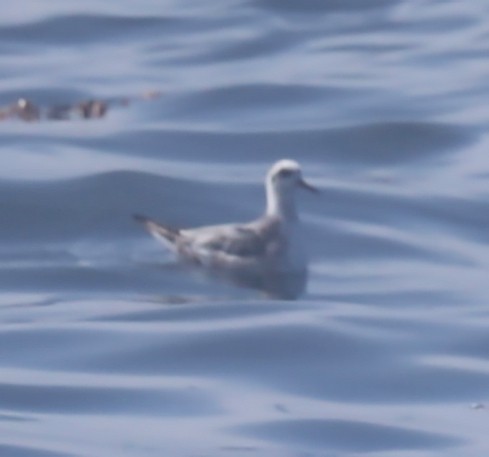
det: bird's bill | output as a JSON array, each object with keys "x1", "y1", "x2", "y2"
[{"x1": 299, "y1": 178, "x2": 319, "y2": 193}]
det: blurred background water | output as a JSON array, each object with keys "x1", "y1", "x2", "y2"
[{"x1": 1, "y1": 0, "x2": 489, "y2": 455}]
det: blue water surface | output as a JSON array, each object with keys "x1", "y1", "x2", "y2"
[{"x1": 1, "y1": 0, "x2": 489, "y2": 455}]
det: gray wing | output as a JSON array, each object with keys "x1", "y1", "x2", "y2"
[{"x1": 183, "y1": 217, "x2": 282, "y2": 258}]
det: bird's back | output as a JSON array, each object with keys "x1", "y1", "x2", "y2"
[{"x1": 179, "y1": 215, "x2": 307, "y2": 274}]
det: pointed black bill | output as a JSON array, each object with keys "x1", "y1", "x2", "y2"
[{"x1": 299, "y1": 178, "x2": 319, "y2": 194}]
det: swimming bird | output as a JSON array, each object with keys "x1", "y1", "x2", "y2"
[{"x1": 134, "y1": 159, "x2": 317, "y2": 297}]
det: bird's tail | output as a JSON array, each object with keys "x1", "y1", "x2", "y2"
[{"x1": 133, "y1": 213, "x2": 181, "y2": 245}]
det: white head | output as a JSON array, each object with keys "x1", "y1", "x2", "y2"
[{"x1": 265, "y1": 159, "x2": 317, "y2": 219}]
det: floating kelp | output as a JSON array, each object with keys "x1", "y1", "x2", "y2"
[{"x1": 0, "y1": 90, "x2": 162, "y2": 122}]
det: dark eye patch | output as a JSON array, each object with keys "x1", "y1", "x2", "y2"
[{"x1": 278, "y1": 169, "x2": 294, "y2": 178}]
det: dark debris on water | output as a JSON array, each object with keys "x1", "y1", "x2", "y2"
[{"x1": 0, "y1": 90, "x2": 162, "y2": 122}]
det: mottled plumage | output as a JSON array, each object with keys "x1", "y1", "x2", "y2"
[{"x1": 134, "y1": 159, "x2": 317, "y2": 292}]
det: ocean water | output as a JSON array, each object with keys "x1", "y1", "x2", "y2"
[{"x1": 1, "y1": 0, "x2": 489, "y2": 455}]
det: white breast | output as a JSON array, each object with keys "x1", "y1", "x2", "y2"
[{"x1": 281, "y1": 222, "x2": 307, "y2": 272}]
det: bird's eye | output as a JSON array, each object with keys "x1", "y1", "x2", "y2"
[{"x1": 278, "y1": 169, "x2": 294, "y2": 178}]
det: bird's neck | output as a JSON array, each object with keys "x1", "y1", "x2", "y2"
[{"x1": 266, "y1": 186, "x2": 298, "y2": 220}]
